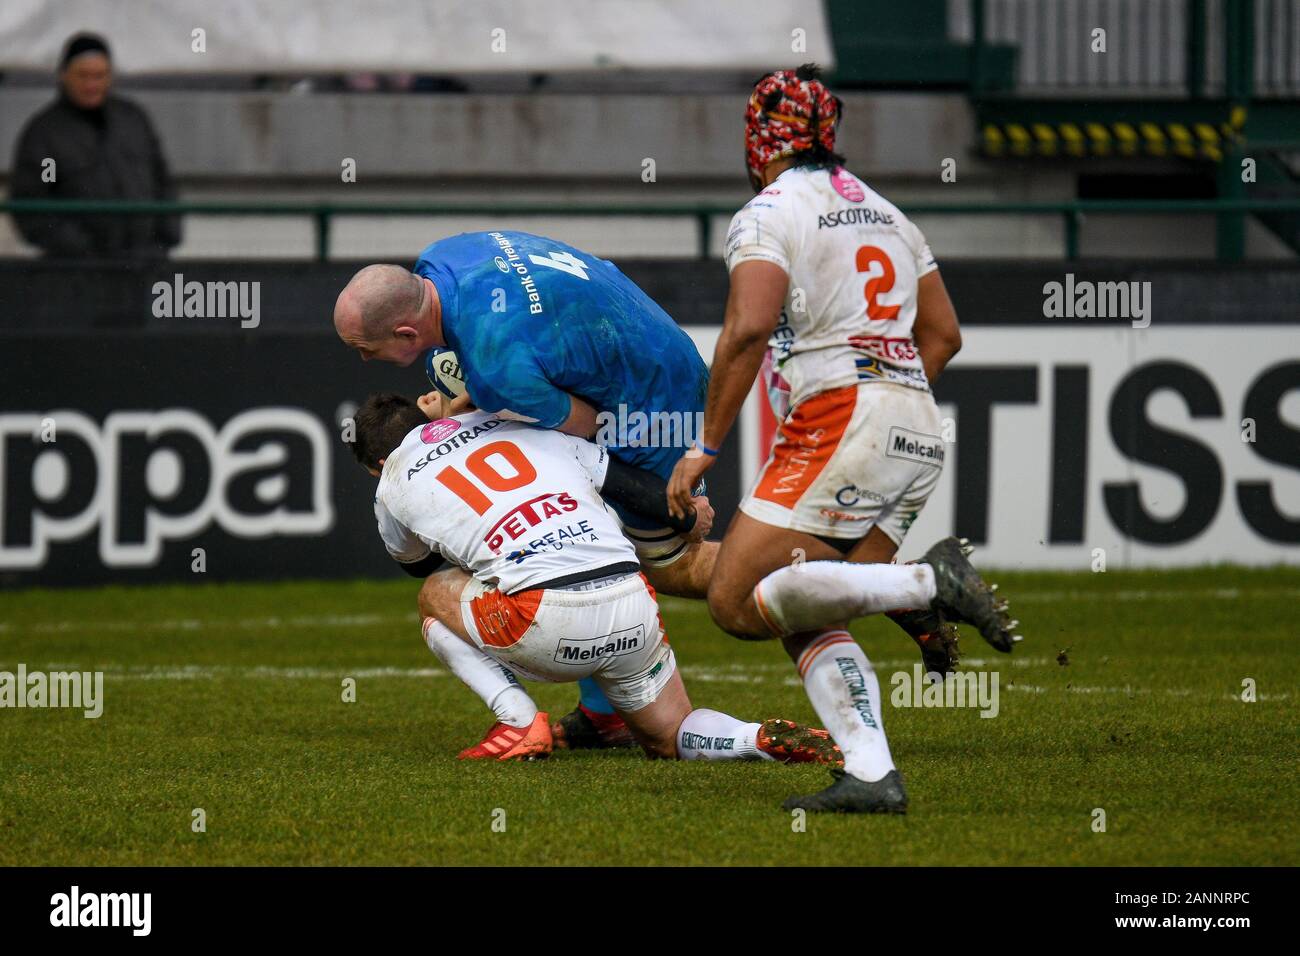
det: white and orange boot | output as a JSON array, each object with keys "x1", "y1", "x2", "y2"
[{"x1": 457, "y1": 711, "x2": 552, "y2": 761}]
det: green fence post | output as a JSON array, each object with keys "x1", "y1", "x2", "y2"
[
  {"x1": 1064, "y1": 210, "x2": 1081, "y2": 260},
  {"x1": 315, "y1": 209, "x2": 331, "y2": 262},
  {"x1": 1224, "y1": 0, "x2": 1256, "y2": 101},
  {"x1": 1216, "y1": 148, "x2": 1247, "y2": 261},
  {"x1": 1239, "y1": 0, "x2": 1255, "y2": 101},
  {"x1": 1185, "y1": 0, "x2": 1206, "y2": 98},
  {"x1": 969, "y1": 0, "x2": 986, "y2": 96},
  {"x1": 1215, "y1": 1, "x2": 1252, "y2": 260}
]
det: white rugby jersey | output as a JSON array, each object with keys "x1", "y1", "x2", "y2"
[
  {"x1": 724, "y1": 165, "x2": 938, "y2": 406},
  {"x1": 374, "y1": 411, "x2": 635, "y2": 593}
]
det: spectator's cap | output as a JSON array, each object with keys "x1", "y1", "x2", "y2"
[{"x1": 60, "y1": 32, "x2": 111, "y2": 69}]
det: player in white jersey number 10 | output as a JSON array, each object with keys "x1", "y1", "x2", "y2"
[
  {"x1": 349, "y1": 392, "x2": 845, "y2": 768},
  {"x1": 667, "y1": 65, "x2": 1023, "y2": 813}
]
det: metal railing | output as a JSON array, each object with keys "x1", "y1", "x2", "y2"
[
  {"x1": 963, "y1": 0, "x2": 1300, "y2": 99},
  {"x1": 4, "y1": 197, "x2": 1300, "y2": 260}
]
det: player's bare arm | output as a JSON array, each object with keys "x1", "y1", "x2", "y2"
[
  {"x1": 556, "y1": 393, "x2": 599, "y2": 439},
  {"x1": 666, "y1": 258, "x2": 788, "y2": 519},
  {"x1": 419, "y1": 358, "x2": 598, "y2": 440},
  {"x1": 602, "y1": 457, "x2": 712, "y2": 542},
  {"x1": 912, "y1": 269, "x2": 962, "y2": 384}
]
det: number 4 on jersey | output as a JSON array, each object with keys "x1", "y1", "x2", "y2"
[{"x1": 528, "y1": 250, "x2": 590, "y2": 280}]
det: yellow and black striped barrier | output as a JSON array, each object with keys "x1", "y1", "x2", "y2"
[{"x1": 980, "y1": 107, "x2": 1246, "y2": 161}]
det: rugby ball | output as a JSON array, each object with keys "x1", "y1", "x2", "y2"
[{"x1": 425, "y1": 347, "x2": 467, "y2": 400}]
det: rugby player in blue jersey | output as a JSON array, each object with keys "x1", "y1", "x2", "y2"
[{"x1": 334, "y1": 231, "x2": 716, "y2": 748}]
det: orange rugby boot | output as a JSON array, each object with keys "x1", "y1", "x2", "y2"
[
  {"x1": 756, "y1": 718, "x2": 845, "y2": 767},
  {"x1": 458, "y1": 711, "x2": 552, "y2": 761}
]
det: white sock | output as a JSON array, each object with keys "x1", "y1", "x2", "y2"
[
  {"x1": 755, "y1": 561, "x2": 937, "y2": 637},
  {"x1": 422, "y1": 618, "x2": 537, "y2": 728},
  {"x1": 676, "y1": 708, "x2": 772, "y2": 761},
  {"x1": 794, "y1": 630, "x2": 895, "y2": 782}
]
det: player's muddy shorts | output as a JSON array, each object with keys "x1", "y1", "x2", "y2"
[
  {"x1": 741, "y1": 382, "x2": 944, "y2": 545},
  {"x1": 460, "y1": 571, "x2": 675, "y2": 711}
]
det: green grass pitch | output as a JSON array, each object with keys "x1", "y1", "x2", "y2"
[{"x1": 1, "y1": 567, "x2": 1296, "y2": 866}]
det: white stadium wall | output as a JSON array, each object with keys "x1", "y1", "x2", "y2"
[{"x1": 0, "y1": 0, "x2": 834, "y2": 74}]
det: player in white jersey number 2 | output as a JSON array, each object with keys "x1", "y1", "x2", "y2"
[
  {"x1": 668, "y1": 65, "x2": 1022, "y2": 813},
  {"x1": 351, "y1": 392, "x2": 844, "y2": 767}
]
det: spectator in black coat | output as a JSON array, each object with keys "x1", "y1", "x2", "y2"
[{"x1": 9, "y1": 33, "x2": 181, "y2": 258}]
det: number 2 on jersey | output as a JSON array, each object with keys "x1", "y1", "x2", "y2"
[
  {"x1": 436, "y1": 441, "x2": 537, "y2": 515},
  {"x1": 856, "y1": 245, "x2": 900, "y2": 321}
]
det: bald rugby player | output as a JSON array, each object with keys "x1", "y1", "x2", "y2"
[{"x1": 334, "y1": 233, "x2": 716, "y2": 748}]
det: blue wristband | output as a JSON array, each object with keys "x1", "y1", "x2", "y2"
[{"x1": 696, "y1": 441, "x2": 719, "y2": 457}]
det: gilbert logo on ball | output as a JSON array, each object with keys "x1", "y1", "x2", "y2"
[{"x1": 425, "y1": 347, "x2": 467, "y2": 400}]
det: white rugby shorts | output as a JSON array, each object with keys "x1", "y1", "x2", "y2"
[
  {"x1": 460, "y1": 572, "x2": 675, "y2": 712},
  {"x1": 741, "y1": 382, "x2": 944, "y2": 545}
]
